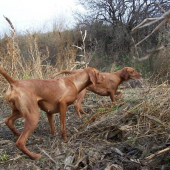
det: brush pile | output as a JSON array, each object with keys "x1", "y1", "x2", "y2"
[{"x1": 61, "y1": 82, "x2": 170, "y2": 170}]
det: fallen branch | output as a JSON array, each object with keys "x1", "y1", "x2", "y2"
[
  {"x1": 36, "y1": 145, "x2": 58, "y2": 165},
  {"x1": 145, "y1": 147, "x2": 170, "y2": 161}
]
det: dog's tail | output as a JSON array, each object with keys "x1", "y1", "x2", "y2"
[
  {"x1": 0, "y1": 67, "x2": 16, "y2": 84},
  {"x1": 51, "y1": 70, "x2": 74, "y2": 79}
]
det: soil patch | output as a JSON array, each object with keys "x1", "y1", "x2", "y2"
[{"x1": 1, "y1": 87, "x2": 170, "y2": 170}]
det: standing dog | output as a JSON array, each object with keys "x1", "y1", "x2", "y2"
[
  {"x1": 1, "y1": 67, "x2": 103, "y2": 159},
  {"x1": 51, "y1": 67, "x2": 142, "y2": 117}
]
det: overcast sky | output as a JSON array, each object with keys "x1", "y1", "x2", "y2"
[{"x1": 0, "y1": 0, "x2": 83, "y2": 36}]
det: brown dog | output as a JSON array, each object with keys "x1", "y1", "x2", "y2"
[
  {"x1": 51, "y1": 67, "x2": 142, "y2": 117},
  {"x1": 1, "y1": 67, "x2": 103, "y2": 159}
]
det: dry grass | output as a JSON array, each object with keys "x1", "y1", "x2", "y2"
[
  {"x1": 73, "y1": 81, "x2": 170, "y2": 143},
  {"x1": 55, "y1": 32, "x2": 78, "y2": 71},
  {"x1": 64, "y1": 80, "x2": 170, "y2": 168},
  {"x1": 0, "y1": 18, "x2": 88, "y2": 96},
  {"x1": 0, "y1": 29, "x2": 54, "y2": 95},
  {"x1": 1, "y1": 82, "x2": 170, "y2": 169}
]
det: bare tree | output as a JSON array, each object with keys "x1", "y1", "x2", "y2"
[
  {"x1": 74, "y1": 0, "x2": 170, "y2": 66},
  {"x1": 131, "y1": 9, "x2": 170, "y2": 61},
  {"x1": 77, "y1": 0, "x2": 170, "y2": 29}
]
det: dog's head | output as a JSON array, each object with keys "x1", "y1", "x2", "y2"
[
  {"x1": 87, "y1": 67, "x2": 104, "y2": 86},
  {"x1": 120, "y1": 67, "x2": 142, "y2": 81}
]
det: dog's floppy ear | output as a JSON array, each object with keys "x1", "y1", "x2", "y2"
[
  {"x1": 120, "y1": 68, "x2": 128, "y2": 80},
  {"x1": 89, "y1": 69, "x2": 98, "y2": 86}
]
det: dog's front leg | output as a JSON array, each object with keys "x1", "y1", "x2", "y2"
[
  {"x1": 115, "y1": 91, "x2": 122, "y2": 101},
  {"x1": 59, "y1": 89, "x2": 77, "y2": 141},
  {"x1": 74, "y1": 89, "x2": 89, "y2": 118},
  {"x1": 59, "y1": 99, "x2": 68, "y2": 141},
  {"x1": 46, "y1": 113, "x2": 58, "y2": 135},
  {"x1": 109, "y1": 90, "x2": 116, "y2": 102}
]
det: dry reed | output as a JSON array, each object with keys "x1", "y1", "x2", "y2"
[{"x1": 0, "y1": 17, "x2": 82, "y2": 96}]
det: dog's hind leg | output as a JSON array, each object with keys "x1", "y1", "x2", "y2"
[
  {"x1": 15, "y1": 107, "x2": 41, "y2": 159},
  {"x1": 14, "y1": 93, "x2": 42, "y2": 159},
  {"x1": 5, "y1": 110, "x2": 23, "y2": 137}
]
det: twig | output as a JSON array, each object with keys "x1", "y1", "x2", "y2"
[
  {"x1": 72, "y1": 45, "x2": 82, "y2": 50},
  {"x1": 144, "y1": 114, "x2": 170, "y2": 129},
  {"x1": 66, "y1": 156, "x2": 88, "y2": 169},
  {"x1": 78, "y1": 142, "x2": 82, "y2": 159},
  {"x1": 145, "y1": 147, "x2": 170, "y2": 161},
  {"x1": 36, "y1": 145, "x2": 58, "y2": 164},
  {"x1": 135, "y1": 44, "x2": 170, "y2": 61},
  {"x1": 9, "y1": 155, "x2": 23, "y2": 161},
  {"x1": 111, "y1": 147, "x2": 124, "y2": 156},
  {"x1": 132, "y1": 17, "x2": 163, "y2": 33},
  {"x1": 135, "y1": 17, "x2": 169, "y2": 46},
  {"x1": 131, "y1": 9, "x2": 170, "y2": 33},
  {"x1": 131, "y1": 9, "x2": 170, "y2": 48},
  {"x1": 111, "y1": 147, "x2": 140, "y2": 164}
]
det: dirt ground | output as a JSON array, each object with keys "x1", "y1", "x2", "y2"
[{"x1": 0, "y1": 84, "x2": 170, "y2": 170}]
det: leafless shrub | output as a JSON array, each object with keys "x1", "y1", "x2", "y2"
[{"x1": 132, "y1": 9, "x2": 170, "y2": 61}]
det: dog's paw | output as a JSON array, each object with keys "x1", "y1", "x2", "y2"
[
  {"x1": 62, "y1": 135, "x2": 68, "y2": 142},
  {"x1": 31, "y1": 154, "x2": 42, "y2": 160},
  {"x1": 50, "y1": 130, "x2": 58, "y2": 136}
]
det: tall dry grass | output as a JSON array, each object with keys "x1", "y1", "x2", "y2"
[
  {"x1": 55, "y1": 32, "x2": 78, "y2": 71},
  {"x1": 0, "y1": 17, "x2": 92, "y2": 96}
]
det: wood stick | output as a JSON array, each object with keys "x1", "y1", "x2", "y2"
[{"x1": 145, "y1": 147, "x2": 170, "y2": 160}]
